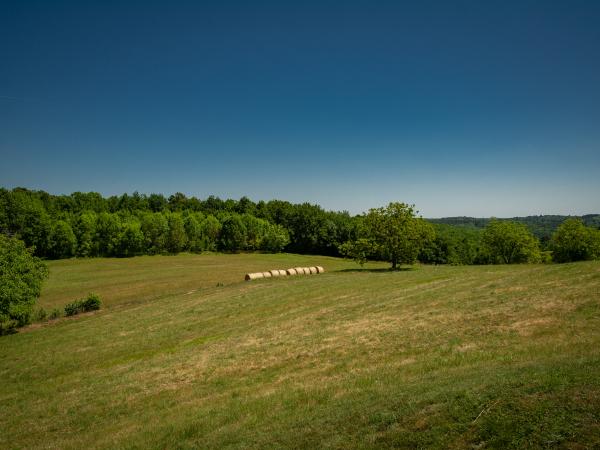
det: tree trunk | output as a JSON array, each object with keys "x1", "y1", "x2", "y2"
[{"x1": 391, "y1": 259, "x2": 397, "y2": 270}]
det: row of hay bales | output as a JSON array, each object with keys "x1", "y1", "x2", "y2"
[{"x1": 245, "y1": 266, "x2": 324, "y2": 281}]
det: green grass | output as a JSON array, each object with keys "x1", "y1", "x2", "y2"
[{"x1": 1, "y1": 254, "x2": 599, "y2": 449}]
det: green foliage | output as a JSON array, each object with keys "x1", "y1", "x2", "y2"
[
  {"x1": 419, "y1": 224, "x2": 483, "y2": 265},
  {"x1": 183, "y1": 213, "x2": 204, "y2": 252},
  {"x1": 551, "y1": 218, "x2": 600, "y2": 263},
  {"x1": 430, "y1": 214, "x2": 600, "y2": 247},
  {"x1": 64, "y1": 293, "x2": 102, "y2": 316},
  {"x1": 166, "y1": 213, "x2": 188, "y2": 253},
  {"x1": 116, "y1": 219, "x2": 145, "y2": 257},
  {"x1": 241, "y1": 214, "x2": 264, "y2": 250},
  {"x1": 3, "y1": 190, "x2": 52, "y2": 255},
  {"x1": 73, "y1": 211, "x2": 97, "y2": 256},
  {"x1": 481, "y1": 220, "x2": 541, "y2": 264},
  {"x1": 219, "y1": 215, "x2": 247, "y2": 252},
  {"x1": 339, "y1": 238, "x2": 373, "y2": 266},
  {"x1": 141, "y1": 212, "x2": 169, "y2": 254},
  {"x1": 199, "y1": 215, "x2": 221, "y2": 251},
  {"x1": 95, "y1": 212, "x2": 121, "y2": 256},
  {"x1": 83, "y1": 293, "x2": 102, "y2": 311},
  {"x1": 342, "y1": 203, "x2": 435, "y2": 269},
  {"x1": 261, "y1": 223, "x2": 290, "y2": 252},
  {"x1": 48, "y1": 220, "x2": 77, "y2": 258},
  {"x1": 0, "y1": 235, "x2": 49, "y2": 333},
  {"x1": 1, "y1": 188, "x2": 597, "y2": 264},
  {"x1": 63, "y1": 301, "x2": 80, "y2": 316}
]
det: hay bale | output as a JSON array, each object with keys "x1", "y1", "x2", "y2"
[
  {"x1": 245, "y1": 272, "x2": 264, "y2": 281},
  {"x1": 278, "y1": 269, "x2": 288, "y2": 276},
  {"x1": 301, "y1": 267, "x2": 311, "y2": 274},
  {"x1": 309, "y1": 266, "x2": 318, "y2": 274},
  {"x1": 286, "y1": 268, "x2": 297, "y2": 276},
  {"x1": 316, "y1": 266, "x2": 325, "y2": 273},
  {"x1": 262, "y1": 271, "x2": 272, "y2": 278},
  {"x1": 270, "y1": 269, "x2": 280, "y2": 277},
  {"x1": 294, "y1": 267, "x2": 304, "y2": 274}
]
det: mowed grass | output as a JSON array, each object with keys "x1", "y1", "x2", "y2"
[
  {"x1": 38, "y1": 253, "x2": 371, "y2": 311},
  {"x1": 1, "y1": 255, "x2": 599, "y2": 449}
]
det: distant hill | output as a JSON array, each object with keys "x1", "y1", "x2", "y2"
[{"x1": 428, "y1": 214, "x2": 600, "y2": 241}]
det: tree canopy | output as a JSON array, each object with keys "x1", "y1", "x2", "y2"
[
  {"x1": 340, "y1": 202, "x2": 435, "y2": 269},
  {"x1": 481, "y1": 220, "x2": 541, "y2": 264},
  {"x1": 551, "y1": 218, "x2": 600, "y2": 263},
  {"x1": 0, "y1": 235, "x2": 49, "y2": 333}
]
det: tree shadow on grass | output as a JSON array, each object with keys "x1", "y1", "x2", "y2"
[{"x1": 337, "y1": 267, "x2": 416, "y2": 273}]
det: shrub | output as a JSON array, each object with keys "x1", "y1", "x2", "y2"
[
  {"x1": 82, "y1": 293, "x2": 101, "y2": 311},
  {"x1": 64, "y1": 293, "x2": 102, "y2": 316},
  {"x1": 64, "y1": 300, "x2": 83, "y2": 316}
]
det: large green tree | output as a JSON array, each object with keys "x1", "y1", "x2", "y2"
[
  {"x1": 0, "y1": 235, "x2": 48, "y2": 333},
  {"x1": 551, "y1": 218, "x2": 600, "y2": 262},
  {"x1": 481, "y1": 220, "x2": 541, "y2": 264},
  {"x1": 341, "y1": 202, "x2": 435, "y2": 269}
]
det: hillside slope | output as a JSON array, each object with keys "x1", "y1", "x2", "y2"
[{"x1": 1, "y1": 257, "x2": 599, "y2": 449}]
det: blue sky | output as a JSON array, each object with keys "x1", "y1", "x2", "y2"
[{"x1": 1, "y1": 0, "x2": 599, "y2": 217}]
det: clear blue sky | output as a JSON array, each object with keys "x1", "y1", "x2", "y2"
[{"x1": 1, "y1": 0, "x2": 599, "y2": 217}]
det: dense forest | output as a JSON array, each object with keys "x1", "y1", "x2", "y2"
[
  {"x1": 1, "y1": 188, "x2": 599, "y2": 264},
  {"x1": 0, "y1": 188, "x2": 357, "y2": 259}
]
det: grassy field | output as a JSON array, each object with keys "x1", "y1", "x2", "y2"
[{"x1": 1, "y1": 254, "x2": 599, "y2": 449}]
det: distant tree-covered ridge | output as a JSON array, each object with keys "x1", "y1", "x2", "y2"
[
  {"x1": 429, "y1": 215, "x2": 600, "y2": 242},
  {"x1": 1, "y1": 187, "x2": 598, "y2": 264}
]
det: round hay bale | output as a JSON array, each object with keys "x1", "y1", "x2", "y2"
[
  {"x1": 262, "y1": 271, "x2": 272, "y2": 278},
  {"x1": 302, "y1": 267, "x2": 311, "y2": 274},
  {"x1": 286, "y1": 268, "x2": 297, "y2": 276},
  {"x1": 278, "y1": 269, "x2": 287, "y2": 276},
  {"x1": 294, "y1": 267, "x2": 304, "y2": 274},
  {"x1": 245, "y1": 272, "x2": 264, "y2": 281},
  {"x1": 316, "y1": 266, "x2": 325, "y2": 273},
  {"x1": 309, "y1": 266, "x2": 318, "y2": 274},
  {"x1": 270, "y1": 269, "x2": 280, "y2": 277}
]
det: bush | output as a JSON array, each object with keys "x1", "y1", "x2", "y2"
[
  {"x1": 82, "y1": 293, "x2": 101, "y2": 311},
  {"x1": 64, "y1": 300, "x2": 82, "y2": 316},
  {"x1": 64, "y1": 293, "x2": 102, "y2": 316}
]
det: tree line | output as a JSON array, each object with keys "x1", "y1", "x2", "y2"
[
  {"x1": 1, "y1": 188, "x2": 599, "y2": 265},
  {"x1": 0, "y1": 188, "x2": 357, "y2": 258},
  {"x1": 429, "y1": 214, "x2": 600, "y2": 244}
]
